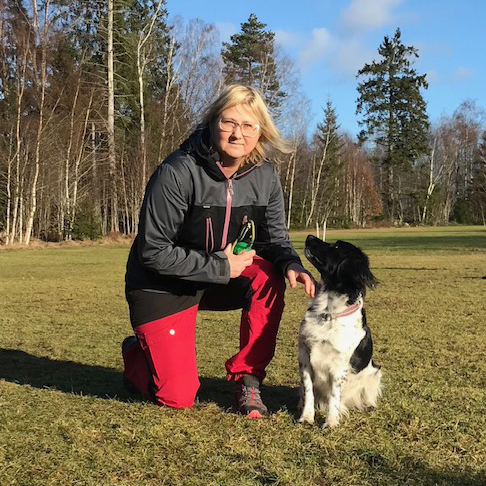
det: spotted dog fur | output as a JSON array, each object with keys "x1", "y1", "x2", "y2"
[{"x1": 298, "y1": 235, "x2": 383, "y2": 428}]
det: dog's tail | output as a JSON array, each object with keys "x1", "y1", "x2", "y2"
[{"x1": 342, "y1": 363, "x2": 383, "y2": 411}]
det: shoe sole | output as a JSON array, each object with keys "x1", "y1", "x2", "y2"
[{"x1": 247, "y1": 410, "x2": 265, "y2": 418}]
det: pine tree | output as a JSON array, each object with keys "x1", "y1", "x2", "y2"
[
  {"x1": 356, "y1": 28, "x2": 429, "y2": 220},
  {"x1": 221, "y1": 13, "x2": 285, "y2": 112}
]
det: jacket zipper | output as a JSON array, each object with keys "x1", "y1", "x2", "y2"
[
  {"x1": 220, "y1": 178, "x2": 233, "y2": 249},
  {"x1": 206, "y1": 217, "x2": 210, "y2": 253},
  {"x1": 206, "y1": 217, "x2": 214, "y2": 253},
  {"x1": 216, "y1": 162, "x2": 256, "y2": 251}
]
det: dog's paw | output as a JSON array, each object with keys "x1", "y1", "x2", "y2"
[
  {"x1": 323, "y1": 418, "x2": 340, "y2": 429},
  {"x1": 298, "y1": 414, "x2": 315, "y2": 425}
]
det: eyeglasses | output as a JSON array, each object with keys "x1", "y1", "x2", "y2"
[{"x1": 218, "y1": 117, "x2": 260, "y2": 138}]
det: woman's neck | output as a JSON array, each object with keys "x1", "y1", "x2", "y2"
[{"x1": 219, "y1": 156, "x2": 243, "y2": 178}]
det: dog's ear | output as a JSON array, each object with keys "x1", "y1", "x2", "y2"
[{"x1": 337, "y1": 254, "x2": 379, "y2": 295}]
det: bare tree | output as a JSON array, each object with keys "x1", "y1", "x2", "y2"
[
  {"x1": 420, "y1": 136, "x2": 442, "y2": 223},
  {"x1": 107, "y1": 0, "x2": 118, "y2": 233},
  {"x1": 342, "y1": 136, "x2": 382, "y2": 226},
  {"x1": 173, "y1": 17, "x2": 223, "y2": 122},
  {"x1": 136, "y1": 0, "x2": 166, "y2": 191},
  {"x1": 24, "y1": 0, "x2": 50, "y2": 245}
]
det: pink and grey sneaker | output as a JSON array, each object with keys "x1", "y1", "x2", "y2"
[{"x1": 234, "y1": 375, "x2": 268, "y2": 418}]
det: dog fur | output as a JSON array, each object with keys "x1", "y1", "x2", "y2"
[{"x1": 298, "y1": 235, "x2": 382, "y2": 428}]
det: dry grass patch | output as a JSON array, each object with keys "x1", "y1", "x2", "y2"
[{"x1": 0, "y1": 227, "x2": 485, "y2": 485}]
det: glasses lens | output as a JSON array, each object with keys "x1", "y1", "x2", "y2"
[
  {"x1": 241, "y1": 124, "x2": 256, "y2": 137},
  {"x1": 218, "y1": 118, "x2": 259, "y2": 137},
  {"x1": 219, "y1": 119, "x2": 235, "y2": 132}
]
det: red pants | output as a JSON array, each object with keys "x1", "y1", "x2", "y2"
[{"x1": 122, "y1": 257, "x2": 285, "y2": 408}]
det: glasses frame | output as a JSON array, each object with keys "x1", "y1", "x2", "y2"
[{"x1": 217, "y1": 117, "x2": 260, "y2": 138}]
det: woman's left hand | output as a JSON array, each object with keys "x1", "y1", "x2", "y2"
[{"x1": 286, "y1": 263, "x2": 316, "y2": 298}]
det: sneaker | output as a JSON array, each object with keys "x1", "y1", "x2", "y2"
[
  {"x1": 234, "y1": 375, "x2": 268, "y2": 418},
  {"x1": 122, "y1": 335, "x2": 138, "y2": 355},
  {"x1": 121, "y1": 336, "x2": 141, "y2": 395}
]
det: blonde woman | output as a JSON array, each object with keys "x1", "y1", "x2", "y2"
[{"x1": 123, "y1": 85, "x2": 315, "y2": 417}]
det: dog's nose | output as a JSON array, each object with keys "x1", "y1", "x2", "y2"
[{"x1": 305, "y1": 235, "x2": 318, "y2": 246}]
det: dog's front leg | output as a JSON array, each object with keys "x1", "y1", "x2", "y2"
[
  {"x1": 298, "y1": 353, "x2": 315, "y2": 424},
  {"x1": 325, "y1": 367, "x2": 347, "y2": 428}
]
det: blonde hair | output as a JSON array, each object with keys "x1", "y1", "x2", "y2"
[{"x1": 200, "y1": 84, "x2": 289, "y2": 165}]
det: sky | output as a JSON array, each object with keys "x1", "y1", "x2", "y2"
[{"x1": 165, "y1": 0, "x2": 486, "y2": 137}]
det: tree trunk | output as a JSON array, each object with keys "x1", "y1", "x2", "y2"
[
  {"x1": 91, "y1": 122, "x2": 101, "y2": 222},
  {"x1": 306, "y1": 126, "x2": 331, "y2": 227},
  {"x1": 137, "y1": 0, "x2": 165, "y2": 193},
  {"x1": 107, "y1": 0, "x2": 118, "y2": 233},
  {"x1": 421, "y1": 139, "x2": 438, "y2": 223},
  {"x1": 25, "y1": 1, "x2": 50, "y2": 245},
  {"x1": 63, "y1": 78, "x2": 81, "y2": 240},
  {"x1": 68, "y1": 93, "x2": 93, "y2": 239},
  {"x1": 8, "y1": 39, "x2": 28, "y2": 244},
  {"x1": 286, "y1": 150, "x2": 297, "y2": 228}
]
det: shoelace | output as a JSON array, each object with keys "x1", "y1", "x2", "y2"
[{"x1": 239, "y1": 385, "x2": 262, "y2": 406}]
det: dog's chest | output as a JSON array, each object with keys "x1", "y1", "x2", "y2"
[{"x1": 300, "y1": 295, "x2": 365, "y2": 355}]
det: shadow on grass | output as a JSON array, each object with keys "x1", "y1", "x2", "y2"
[
  {"x1": 196, "y1": 374, "x2": 299, "y2": 413},
  {"x1": 0, "y1": 348, "x2": 129, "y2": 400},
  {"x1": 349, "y1": 448, "x2": 486, "y2": 486},
  {"x1": 0, "y1": 348, "x2": 298, "y2": 412}
]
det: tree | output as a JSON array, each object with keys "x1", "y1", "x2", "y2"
[
  {"x1": 279, "y1": 92, "x2": 311, "y2": 229},
  {"x1": 356, "y1": 28, "x2": 429, "y2": 221},
  {"x1": 341, "y1": 136, "x2": 383, "y2": 226},
  {"x1": 471, "y1": 131, "x2": 486, "y2": 224},
  {"x1": 430, "y1": 102, "x2": 483, "y2": 224},
  {"x1": 221, "y1": 13, "x2": 285, "y2": 112},
  {"x1": 305, "y1": 99, "x2": 342, "y2": 228}
]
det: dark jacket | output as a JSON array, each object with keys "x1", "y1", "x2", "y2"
[{"x1": 125, "y1": 128, "x2": 302, "y2": 295}]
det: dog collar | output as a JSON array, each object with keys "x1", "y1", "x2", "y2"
[{"x1": 332, "y1": 301, "x2": 361, "y2": 318}]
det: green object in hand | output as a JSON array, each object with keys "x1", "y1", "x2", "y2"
[{"x1": 232, "y1": 220, "x2": 255, "y2": 255}]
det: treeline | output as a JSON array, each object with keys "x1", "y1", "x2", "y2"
[{"x1": 0, "y1": 2, "x2": 485, "y2": 245}]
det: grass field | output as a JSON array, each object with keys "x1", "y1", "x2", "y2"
[{"x1": 0, "y1": 226, "x2": 485, "y2": 486}]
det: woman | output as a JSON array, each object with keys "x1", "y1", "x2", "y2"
[{"x1": 123, "y1": 85, "x2": 315, "y2": 417}]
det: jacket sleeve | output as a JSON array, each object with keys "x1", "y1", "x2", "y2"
[
  {"x1": 137, "y1": 161, "x2": 230, "y2": 284},
  {"x1": 253, "y1": 168, "x2": 302, "y2": 274}
]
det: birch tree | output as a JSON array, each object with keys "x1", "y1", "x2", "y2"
[{"x1": 306, "y1": 100, "x2": 341, "y2": 227}]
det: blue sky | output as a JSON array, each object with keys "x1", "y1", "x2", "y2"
[{"x1": 165, "y1": 0, "x2": 485, "y2": 137}]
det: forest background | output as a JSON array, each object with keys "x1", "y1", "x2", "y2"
[{"x1": 1, "y1": 0, "x2": 485, "y2": 245}]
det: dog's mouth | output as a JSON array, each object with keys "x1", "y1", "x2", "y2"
[{"x1": 304, "y1": 247, "x2": 324, "y2": 271}]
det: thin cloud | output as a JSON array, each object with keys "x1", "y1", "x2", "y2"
[
  {"x1": 215, "y1": 22, "x2": 237, "y2": 43},
  {"x1": 452, "y1": 67, "x2": 473, "y2": 81},
  {"x1": 331, "y1": 37, "x2": 375, "y2": 77},
  {"x1": 426, "y1": 70, "x2": 440, "y2": 85},
  {"x1": 340, "y1": 0, "x2": 404, "y2": 33},
  {"x1": 275, "y1": 29, "x2": 301, "y2": 48},
  {"x1": 298, "y1": 28, "x2": 332, "y2": 69}
]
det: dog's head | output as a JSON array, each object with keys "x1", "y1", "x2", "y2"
[{"x1": 305, "y1": 235, "x2": 378, "y2": 301}]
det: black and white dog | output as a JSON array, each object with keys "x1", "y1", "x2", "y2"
[{"x1": 298, "y1": 235, "x2": 382, "y2": 428}]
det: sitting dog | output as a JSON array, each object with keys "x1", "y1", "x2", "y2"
[{"x1": 298, "y1": 235, "x2": 382, "y2": 428}]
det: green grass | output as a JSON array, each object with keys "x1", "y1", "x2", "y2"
[{"x1": 1, "y1": 227, "x2": 485, "y2": 485}]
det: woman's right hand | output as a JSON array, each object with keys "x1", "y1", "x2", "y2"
[{"x1": 224, "y1": 244, "x2": 256, "y2": 278}]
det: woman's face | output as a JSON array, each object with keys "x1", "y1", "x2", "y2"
[{"x1": 212, "y1": 104, "x2": 261, "y2": 166}]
